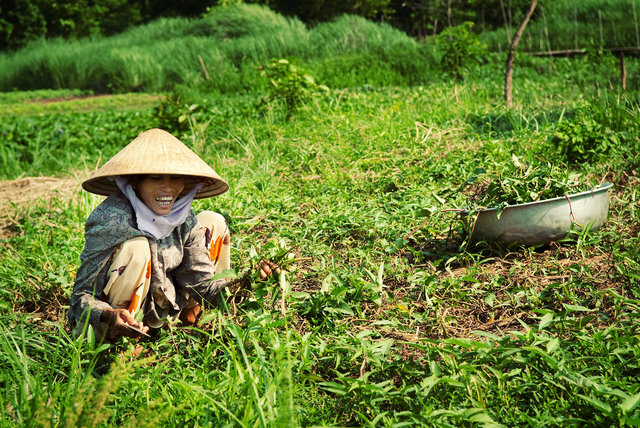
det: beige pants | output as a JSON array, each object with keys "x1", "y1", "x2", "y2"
[{"x1": 104, "y1": 211, "x2": 231, "y2": 320}]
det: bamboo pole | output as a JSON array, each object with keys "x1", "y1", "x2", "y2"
[
  {"x1": 542, "y1": 6, "x2": 551, "y2": 54},
  {"x1": 598, "y1": 10, "x2": 603, "y2": 47},
  {"x1": 500, "y1": 0, "x2": 512, "y2": 44},
  {"x1": 539, "y1": 27, "x2": 544, "y2": 51},
  {"x1": 565, "y1": 3, "x2": 570, "y2": 49}
]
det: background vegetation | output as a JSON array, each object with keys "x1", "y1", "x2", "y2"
[
  {"x1": 1, "y1": 1, "x2": 639, "y2": 426},
  {"x1": 2, "y1": 2, "x2": 638, "y2": 95},
  {"x1": 2, "y1": 0, "x2": 639, "y2": 52}
]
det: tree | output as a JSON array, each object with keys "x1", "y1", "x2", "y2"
[
  {"x1": 0, "y1": 0, "x2": 46, "y2": 51},
  {"x1": 1, "y1": 0, "x2": 150, "y2": 52},
  {"x1": 504, "y1": 0, "x2": 537, "y2": 107}
]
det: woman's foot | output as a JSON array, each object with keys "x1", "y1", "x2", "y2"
[{"x1": 179, "y1": 304, "x2": 202, "y2": 326}]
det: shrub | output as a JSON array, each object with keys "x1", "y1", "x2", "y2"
[
  {"x1": 435, "y1": 21, "x2": 486, "y2": 80},
  {"x1": 259, "y1": 58, "x2": 328, "y2": 119}
]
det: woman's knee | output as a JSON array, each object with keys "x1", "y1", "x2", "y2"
[
  {"x1": 117, "y1": 236, "x2": 151, "y2": 264},
  {"x1": 105, "y1": 236, "x2": 151, "y2": 290},
  {"x1": 197, "y1": 211, "x2": 228, "y2": 236}
]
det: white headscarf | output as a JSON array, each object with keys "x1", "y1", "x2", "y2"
[{"x1": 113, "y1": 176, "x2": 203, "y2": 240}]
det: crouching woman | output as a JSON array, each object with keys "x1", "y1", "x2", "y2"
[{"x1": 69, "y1": 128, "x2": 276, "y2": 340}]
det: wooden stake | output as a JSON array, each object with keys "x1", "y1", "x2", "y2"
[
  {"x1": 198, "y1": 55, "x2": 210, "y2": 81},
  {"x1": 620, "y1": 52, "x2": 627, "y2": 91},
  {"x1": 505, "y1": 0, "x2": 538, "y2": 107},
  {"x1": 634, "y1": 0, "x2": 640, "y2": 46},
  {"x1": 573, "y1": 1, "x2": 578, "y2": 50}
]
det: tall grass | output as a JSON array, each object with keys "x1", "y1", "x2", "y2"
[
  {"x1": 0, "y1": 313, "x2": 119, "y2": 426},
  {"x1": 1, "y1": 1, "x2": 635, "y2": 94},
  {"x1": 307, "y1": 15, "x2": 436, "y2": 87},
  {"x1": 0, "y1": 4, "x2": 438, "y2": 94}
]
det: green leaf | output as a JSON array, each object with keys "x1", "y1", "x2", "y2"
[
  {"x1": 433, "y1": 192, "x2": 446, "y2": 204},
  {"x1": 445, "y1": 338, "x2": 473, "y2": 349},
  {"x1": 538, "y1": 312, "x2": 555, "y2": 330},
  {"x1": 330, "y1": 285, "x2": 348, "y2": 297},
  {"x1": 291, "y1": 292, "x2": 311, "y2": 300},
  {"x1": 546, "y1": 337, "x2": 559, "y2": 354},
  {"x1": 319, "y1": 381, "x2": 347, "y2": 395},
  {"x1": 621, "y1": 392, "x2": 640, "y2": 413},
  {"x1": 326, "y1": 302, "x2": 354, "y2": 315},
  {"x1": 563, "y1": 304, "x2": 593, "y2": 313},
  {"x1": 578, "y1": 394, "x2": 612, "y2": 415}
]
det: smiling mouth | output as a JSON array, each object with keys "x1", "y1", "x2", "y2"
[{"x1": 155, "y1": 196, "x2": 174, "y2": 206}]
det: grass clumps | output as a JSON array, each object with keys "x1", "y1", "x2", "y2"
[{"x1": 196, "y1": 3, "x2": 307, "y2": 40}]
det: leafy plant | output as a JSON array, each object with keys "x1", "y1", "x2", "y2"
[
  {"x1": 2, "y1": 47, "x2": 640, "y2": 427},
  {"x1": 259, "y1": 58, "x2": 328, "y2": 119},
  {"x1": 435, "y1": 21, "x2": 486, "y2": 80},
  {"x1": 151, "y1": 91, "x2": 214, "y2": 134}
]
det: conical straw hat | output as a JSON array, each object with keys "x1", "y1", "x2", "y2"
[{"x1": 82, "y1": 128, "x2": 228, "y2": 199}]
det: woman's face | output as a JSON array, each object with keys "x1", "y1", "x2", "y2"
[{"x1": 134, "y1": 174, "x2": 186, "y2": 215}]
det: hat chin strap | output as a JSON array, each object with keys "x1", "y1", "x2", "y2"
[{"x1": 114, "y1": 177, "x2": 203, "y2": 239}]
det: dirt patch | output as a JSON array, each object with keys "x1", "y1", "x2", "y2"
[
  {"x1": 0, "y1": 174, "x2": 86, "y2": 238},
  {"x1": 26, "y1": 94, "x2": 114, "y2": 104}
]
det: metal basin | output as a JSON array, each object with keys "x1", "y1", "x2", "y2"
[{"x1": 468, "y1": 183, "x2": 613, "y2": 245}]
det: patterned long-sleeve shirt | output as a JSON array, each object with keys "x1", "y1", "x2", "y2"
[{"x1": 69, "y1": 191, "x2": 228, "y2": 334}]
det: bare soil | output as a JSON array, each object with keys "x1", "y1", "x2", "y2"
[{"x1": 0, "y1": 174, "x2": 86, "y2": 238}]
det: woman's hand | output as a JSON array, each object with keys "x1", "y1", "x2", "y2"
[
  {"x1": 258, "y1": 260, "x2": 281, "y2": 280},
  {"x1": 101, "y1": 308, "x2": 149, "y2": 338}
]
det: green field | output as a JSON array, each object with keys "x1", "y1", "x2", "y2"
[{"x1": 1, "y1": 4, "x2": 640, "y2": 427}]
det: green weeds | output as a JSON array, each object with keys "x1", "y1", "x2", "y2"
[
  {"x1": 436, "y1": 21, "x2": 487, "y2": 80},
  {"x1": 258, "y1": 58, "x2": 329, "y2": 120}
]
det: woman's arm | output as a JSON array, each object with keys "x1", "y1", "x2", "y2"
[
  {"x1": 69, "y1": 249, "x2": 113, "y2": 332},
  {"x1": 69, "y1": 192, "x2": 143, "y2": 336}
]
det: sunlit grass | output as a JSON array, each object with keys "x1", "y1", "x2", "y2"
[
  {"x1": 1, "y1": 7, "x2": 639, "y2": 423},
  {"x1": 0, "y1": 92, "x2": 163, "y2": 116}
]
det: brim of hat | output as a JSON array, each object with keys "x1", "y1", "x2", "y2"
[
  {"x1": 82, "y1": 173, "x2": 229, "y2": 199},
  {"x1": 80, "y1": 128, "x2": 229, "y2": 199}
]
